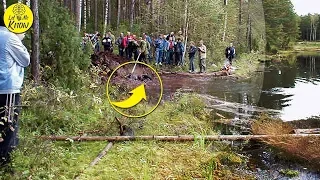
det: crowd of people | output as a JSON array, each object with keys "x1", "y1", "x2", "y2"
[{"x1": 82, "y1": 30, "x2": 236, "y2": 73}]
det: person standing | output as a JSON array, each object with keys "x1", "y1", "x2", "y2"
[
  {"x1": 154, "y1": 34, "x2": 164, "y2": 66},
  {"x1": 175, "y1": 38, "x2": 184, "y2": 66},
  {"x1": 143, "y1": 33, "x2": 153, "y2": 61},
  {"x1": 167, "y1": 37, "x2": 175, "y2": 65},
  {"x1": 162, "y1": 35, "x2": 169, "y2": 65},
  {"x1": 0, "y1": 12, "x2": 30, "y2": 166},
  {"x1": 225, "y1": 42, "x2": 236, "y2": 65},
  {"x1": 198, "y1": 40, "x2": 207, "y2": 73},
  {"x1": 188, "y1": 41, "x2": 197, "y2": 73},
  {"x1": 138, "y1": 37, "x2": 148, "y2": 63},
  {"x1": 124, "y1": 32, "x2": 133, "y2": 60},
  {"x1": 102, "y1": 33, "x2": 113, "y2": 52},
  {"x1": 93, "y1": 31, "x2": 101, "y2": 53},
  {"x1": 176, "y1": 30, "x2": 184, "y2": 42},
  {"x1": 107, "y1": 31, "x2": 116, "y2": 46},
  {"x1": 116, "y1": 33, "x2": 125, "y2": 57}
]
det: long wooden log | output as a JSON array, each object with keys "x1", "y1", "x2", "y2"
[
  {"x1": 39, "y1": 134, "x2": 320, "y2": 142},
  {"x1": 294, "y1": 128, "x2": 320, "y2": 134},
  {"x1": 159, "y1": 71, "x2": 231, "y2": 77}
]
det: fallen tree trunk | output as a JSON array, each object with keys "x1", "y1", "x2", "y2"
[
  {"x1": 39, "y1": 134, "x2": 320, "y2": 142},
  {"x1": 294, "y1": 128, "x2": 320, "y2": 134},
  {"x1": 160, "y1": 71, "x2": 231, "y2": 77}
]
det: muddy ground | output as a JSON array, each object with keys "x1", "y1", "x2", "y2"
[{"x1": 91, "y1": 52, "x2": 230, "y2": 91}]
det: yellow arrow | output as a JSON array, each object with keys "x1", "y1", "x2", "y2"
[{"x1": 112, "y1": 84, "x2": 147, "y2": 108}]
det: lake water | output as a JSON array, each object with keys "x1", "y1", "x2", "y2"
[
  {"x1": 161, "y1": 53, "x2": 320, "y2": 121},
  {"x1": 259, "y1": 54, "x2": 320, "y2": 121}
]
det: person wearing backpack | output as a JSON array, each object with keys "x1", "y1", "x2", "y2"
[
  {"x1": 225, "y1": 42, "x2": 236, "y2": 65},
  {"x1": 102, "y1": 33, "x2": 113, "y2": 52},
  {"x1": 188, "y1": 41, "x2": 197, "y2": 73}
]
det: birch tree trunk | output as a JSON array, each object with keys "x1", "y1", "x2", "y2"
[
  {"x1": 31, "y1": 0, "x2": 40, "y2": 84},
  {"x1": 103, "y1": 0, "x2": 109, "y2": 33},
  {"x1": 94, "y1": 0, "x2": 98, "y2": 31},
  {"x1": 130, "y1": 0, "x2": 135, "y2": 31},
  {"x1": 83, "y1": 0, "x2": 87, "y2": 31},
  {"x1": 117, "y1": 0, "x2": 121, "y2": 29},
  {"x1": 182, "y1": 0, "x2": 188, "y2": 63},
  {"x1": 150, "y1": 0, "x2": 153, "y2": 32},
  {"x1": 88, "y1": 0, "x2": 91, "y2": 18},
  {"x1": 108, "y1": 0, "x2": 111, "y2": 26},
  {"x1": 3, "y1": 0, "x2": 6, "y2": 11},
  {"x1": 63, "y1": 0, "x2": 68, "y2": 8},
  {"x1": 222, "y1": 12, "x2": 228, "y2": 42},
  {"x1": 75, "y1": 0, "x2": 82, "y2": 32},
  {"x1": 26, "y1": 0, "x2": 30, "y2": 7}
]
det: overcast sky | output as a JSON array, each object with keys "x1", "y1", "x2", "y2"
[{"x1": 291, "y1": 0, "x2": 320, "y2": 15}]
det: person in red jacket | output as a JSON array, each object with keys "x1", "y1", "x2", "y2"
[{"x1": 124, "y1": 32, "x2": 133, "y2": 60}]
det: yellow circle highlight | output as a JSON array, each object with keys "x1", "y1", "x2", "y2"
[
  {"x1": 4, "y1": 3, "x2": 34, "y2": 33},
  {"x1": 106, "y1": 62, "x2": 163, "y2": 118}
]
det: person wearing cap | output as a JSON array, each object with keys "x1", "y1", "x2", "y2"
[{"x1": 0, "y1": 10, "x2": 30, "y2": 166}]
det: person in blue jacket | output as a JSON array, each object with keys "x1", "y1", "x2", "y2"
[
  {"x1": 0, "y1": 11, "x2": 30, "y2": 166},
  {"x1": 154, "y1": 34, "x2": 164, "y2": 66}
]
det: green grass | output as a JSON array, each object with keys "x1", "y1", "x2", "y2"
[
  {"x1": 278, "y1": 41, "x2": 320, "y2": 55},
  {"x1": 0, "y1": 67, "x2": 255, "y2": 179},
  {"x1": 232, "y1": 53, "x2": 263, "y2": 78}
]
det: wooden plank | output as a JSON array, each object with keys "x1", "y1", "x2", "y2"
[{"x1": 39, "y1": 134, "x2": 320, "y2": 142}]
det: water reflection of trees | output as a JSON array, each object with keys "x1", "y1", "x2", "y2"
[{"x1": 258, "y1": 54, "x2": 320, "y2": 111}]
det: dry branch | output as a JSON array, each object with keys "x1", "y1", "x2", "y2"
[{"x1": 90, "y1": 142, "x2": 113, "y2": 167}]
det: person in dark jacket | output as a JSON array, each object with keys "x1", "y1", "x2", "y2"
[
  {"x1": 167, "y1": 37, "x2": 175, "y2": 65},
  {"x1": 102, "y1": 33, "x2": 113, "y2": 52},
  {"x1": 188, "y1": 41, "x2": 197, "y2": 73},
  {"x1": 174, "y1": 38, "x2": 184, "y2": 66},
  {"x1": 225, "y1": 43, "x2": 236, "y2": 65},
  {"x1": 115, "y1": 33, "x2": 125, "y2": 57}
]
